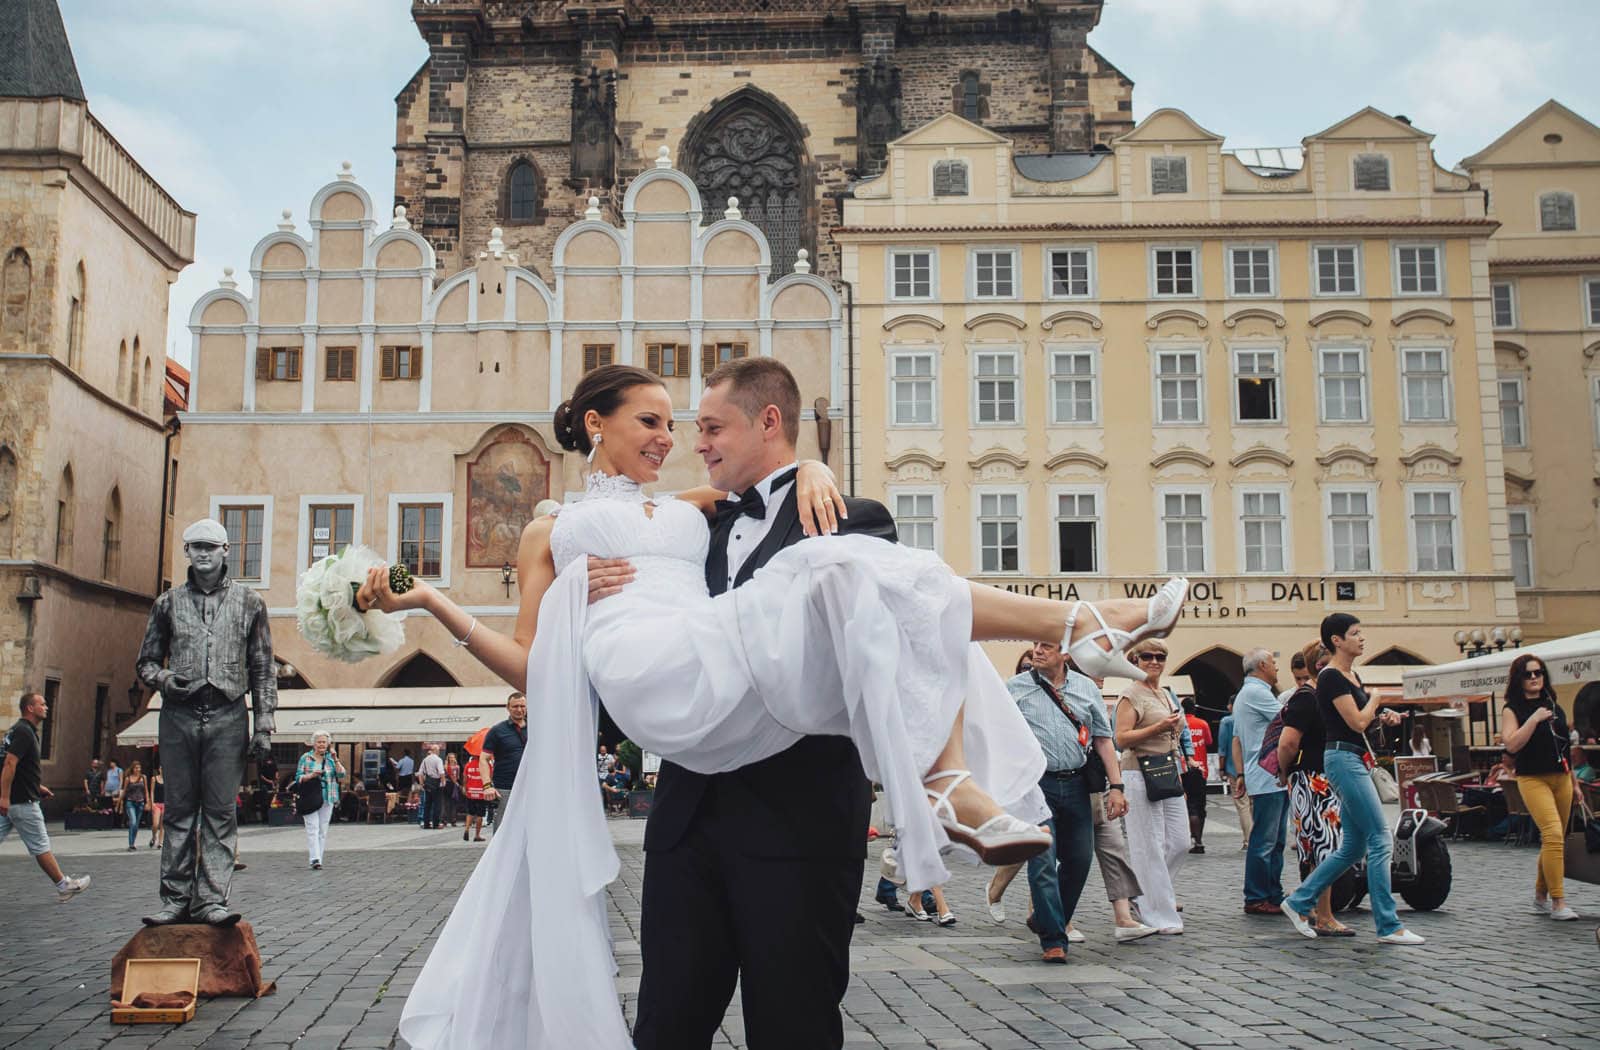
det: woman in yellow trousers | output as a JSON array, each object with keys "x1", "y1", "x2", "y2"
[{"x1": 1500, "y1": 652, "x2": 1584, "y2": 922}]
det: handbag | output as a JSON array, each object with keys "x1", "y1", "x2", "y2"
[
  {"x1": 1370, "y1": 764, "x2": 1400, "y2": 803},
  {"x1": 295, "y1": 758, "x2": 327, "y2": 816},
  {"x1": 1565, "y1": 801, "x2": 1600, "y2": 886},
  {"x1": 1137, "y1": 751, "x2": 1186, "y2": 801}
]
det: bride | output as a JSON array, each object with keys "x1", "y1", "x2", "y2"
[{"x1": 379, "y1": 364, "x2": 1186, "y2": 1048}]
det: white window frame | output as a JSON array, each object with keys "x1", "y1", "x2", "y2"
[
  {"x1": 1316, "y1": 343, "x2": 1370, "y2": 424},
  {"x1": 967, "y1": 246, "x2": 1020, "y2": 301},
  {"x1": 887, "y1": 349, "x2": 939, "y2": 428},
  {"x1": 1507, "y1": 505, "x2": 1535, "y2": 589},
  {"x1": 1047, "y1": 342, "x2": 1100, "y2": 425},
  {"x1": 1498, "y1": 373, "x2": 1527, "y2": 449},
  {"x1": 1155, "y1": 486, "x2": 1210, "y2": 575},
  {"x1": 970, "y1": 347, "x2": 1022, "y2": 426},
  {"x1": 1399, "y1": 343, "x2": 1453, "y2": 423},
  {"x1": 1153, "y1": 345, "x2": 1205, "y2": 425},
  {"x1": 297, "y1": 494, "x2": 365, "y2": 571},
  {"x1": 1049, "y1": 484, "x2": 1106, "y2": 575},
  {"x1": 1392, "y1": 241, "x2": 1444, "y2": 297},
  {"x1": 1043, "y1": 244, "x2": 1097, "y2": 300},
  {"x1": 1311, "y1": 242, "x2": 1363, "y2": 297},
  {"x1": 1225, "y1": 242, "x2": 1277, "y2": 298},
  {"x1": 973, "y1": 486, "x2": 1027, "y2": 576},
  {"x1": 387, "y1": 492, "x2": 454, "y2": 588},
  {"x1": 1405, "y1": 484, "x2": 1462, "y2": 575},
  {"x1": 886, "y1": 247, "x2": 938, "y2": 302},
  {"x1": 1490, "y1": 281, "x2": 1517, "y2": 330},
  {"x1": 1235, "y1": 485, "x2": 1291, "y2": 575},
  {"x1": 208, "y1": 495, "x2": 274, "y2": 590},
  {"x1": 887, "y1": 486, "x2": 942, "y2": 555},
  {"x1": 1323, "y1": 484, "x2": 1380, "y2": 574},
  {"x1": 1585, "y1": 277, "x2": 1600, "y2": 329},
  {"x1": 1537, "y1": 189, "x2": 1579, "y2": 233},
  {"x1": 1230, "y1": 344, "x2": 1282, "y2": 425},
  {"x1": 1150, "y1": 244, "x2": 1201, "y2": 299}
]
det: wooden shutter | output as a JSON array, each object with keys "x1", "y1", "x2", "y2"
[
  {"x1": 341, "y1": 348, "x2": 355, "y2": 380},
  {"x1": 584, "y1": 345, "x2": 598, "y2": 373},
  {"x1": 702, "y1": 344, "x2": 716, "y2": 377},
  {"x1": 646, "y1": 344, "x2": 661, "y2": 375},
  {"x1": 255, "y1": 347, "x2": 270, "y2": 381},
  {"x1": 732, "y1": 342, "x2": 748, "y2": 360},
  {"x1": 286, "y1": 347, "x2": 301, "y2": 381},
  {"x1": 381, "y1": 346, "x2": 396, "y2": 380},
  {"x1": 325, "y1": 348, "x2": 339, "y2": 380},
  {"x1": 675, "y1": 344, "x2": 690, "y2": 377},
  {"x1": 1152, "y1": 156, "x2": 1187, "y2": 194},
  {"x1": 1353, "y1": 154, "x2": 1390, "y2": 191}
]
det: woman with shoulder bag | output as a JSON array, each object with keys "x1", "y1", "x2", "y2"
[
  {"x1": 1277, "y1": 641, "x2": 1353, "y2": 937},
  {"x1": 1501, "y1": 652, "x2": 1583, "y2": 921},
  {"x1": 1115, "y1": 639, "x2": 1189, "y2": 934},
  {"x1": 296, "y1": 731, "x2": 346, "y2": 870},
  {"x1": 1281, "y1": 615, "x2": 1421, "y2": 945}
]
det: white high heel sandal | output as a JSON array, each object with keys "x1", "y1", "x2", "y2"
[
  {"x1": 1063, "y1": 577, "x2": 1189, "y2": 681},
  {"x1": 924, "y1": 770, "x2": 1052, "y2": 867}
]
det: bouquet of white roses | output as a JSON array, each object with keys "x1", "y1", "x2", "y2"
[{"x1": 295, "y1": 546, "x2": 415, "y2": 663}]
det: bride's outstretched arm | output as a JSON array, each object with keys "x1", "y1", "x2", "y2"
[
  {"x1": 356, "y1": 516, "x2": 557, "y2": 693},
  {"x1": 675, "y1": 460, "x2": 847, "y2": 536}
]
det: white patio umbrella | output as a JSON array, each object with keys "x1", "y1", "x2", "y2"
[{"x1": 1402, "y1": 629, "x2": 1600, "y2": 700}]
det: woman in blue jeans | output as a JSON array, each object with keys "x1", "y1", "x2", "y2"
[
  {"x1": 1281, "y1": 614, "x2": 1423, "y2": 945},
  {"x1": 118, "y1": 761, "x2": 148, "y2": 852}
]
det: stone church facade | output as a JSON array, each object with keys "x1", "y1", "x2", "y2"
[{"x1": 395, "y1": 0, "x2": 1133, "y2": 281}]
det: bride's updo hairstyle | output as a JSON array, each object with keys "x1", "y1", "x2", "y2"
[{"x1": 553, "y1": 364, "x2": 665, "y2": 455}]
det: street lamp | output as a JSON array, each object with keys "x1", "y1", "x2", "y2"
[
  {"x1": 1453, "y1": 625, "x2": 1523, "y2": 657},
  {"x1": 501, "y1": 562, "x2": 516, "y2": 599}
]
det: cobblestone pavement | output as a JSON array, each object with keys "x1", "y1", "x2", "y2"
[{"x1": 2, "y1": 800, "x2": 1597, "y2": 1049}]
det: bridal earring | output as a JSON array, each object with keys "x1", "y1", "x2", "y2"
[{"x1": 586, "y1": 432, "x2": 602, "y2": 466}]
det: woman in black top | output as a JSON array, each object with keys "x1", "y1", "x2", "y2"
[
  {"x1": 149, "y1": 767, "x2": 165, "y2": 849},
  {"x1": 1276, "y1": 641, "x2": 1351, "y2": 936},
  {"x1": 1281, "y1": 614, "x2": 1420, "y2": 944},
  {"x1": 1500, "y1": 652, "x2": 1581, "y2": 921}
]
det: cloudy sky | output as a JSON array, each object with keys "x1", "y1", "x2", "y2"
[{"x1": 57, "y1": 0, "x2": 1600, "y2": 367}]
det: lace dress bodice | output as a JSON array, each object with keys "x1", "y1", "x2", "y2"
[{"x1": 549, "y1": 474, "x2": 712, "y2": 603}]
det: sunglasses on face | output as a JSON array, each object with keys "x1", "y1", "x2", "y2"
[
  {"x1": 1520, "y1": 669, "x2": 1545, "y2": 679},
  {"x1": 1136, "y1": 653, "x2": 1167, "y2": 664}
]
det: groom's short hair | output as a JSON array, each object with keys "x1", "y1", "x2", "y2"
[{"x1": 705, "y1": 357, "x2": 800, "y2": 447}]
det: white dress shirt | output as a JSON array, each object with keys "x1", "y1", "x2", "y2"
[{"x1": 721, "y1": 460, "x2": 800, "y2": 589}]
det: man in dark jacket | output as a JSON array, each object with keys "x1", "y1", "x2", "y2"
[{"x1": 136, "y1": 518, "x2": 277, "y2": 926}]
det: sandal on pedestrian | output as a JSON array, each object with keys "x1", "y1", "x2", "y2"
[{"x1": 1313, "y1": 920, "x2": 1355, "y2": 938}]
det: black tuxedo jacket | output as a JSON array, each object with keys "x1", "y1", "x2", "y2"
[{"x1": 643, "y1": 486, "x2": 897, "y2": 858}]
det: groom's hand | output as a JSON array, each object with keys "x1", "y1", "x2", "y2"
[{"x1": 586, "y1": 557, "x2": 635, "y2": 604}]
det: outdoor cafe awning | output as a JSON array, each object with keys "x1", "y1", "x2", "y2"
[
  {"x1": 1403, "y1": 629, "x2": 1600, "y2": 701},
  {"x1": 116, "y1": 687, "x2": 513, "y2": 748}
]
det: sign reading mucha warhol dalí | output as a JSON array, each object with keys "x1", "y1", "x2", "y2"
[{"x1": 135, "y1": 518, "x2": 278, "y2": 927}]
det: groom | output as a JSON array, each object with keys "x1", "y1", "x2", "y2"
[{"x1": 590, "y1": 357, "x2": 895, "y2": 1050}]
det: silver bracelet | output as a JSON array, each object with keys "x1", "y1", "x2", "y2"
[{"x1": 452, "y1": 618, "x2": 478, "y2": 648}]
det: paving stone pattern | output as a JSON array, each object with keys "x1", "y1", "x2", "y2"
[{"x1": 1, "y1": 803, "x2": 1596, "y2": 1049}]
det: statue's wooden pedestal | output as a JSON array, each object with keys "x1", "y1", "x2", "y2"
[{"x1": 111, "y1": 922, "x2": 276, "y2": 1003}]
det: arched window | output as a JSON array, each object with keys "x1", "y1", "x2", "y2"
[
  {"x1": 958, "y1": 71, "x2": 983, "y2": 123},
  {"x1": 1540, "y1": 191, "x2": 1577, "y2": 231},
  {"x1": 103, "y1": 487, "x2": 122, "y2": 581},
  {"x1": 0, "y1": 446, "x2": 16, "y2": 559},
  {"x1": 684, "y1": 90, "x2": 813, "y2": 278},
  {"x1": 130, "y1": 337, "x2": 142, "y2": 407},
  {"x1": 503, "y1": 160, "x2": 543, "y2": 224},
  {"x1": 1, "y1": 247, "x2": 30, "y2": 348},
  {"x1": 67, "y1": 261, "x2": 85, "y2": 369},
  {"x1": 141, "y1": 356, "x2": 153, "y2": 414},
  {"x1": 117, "y1": 340, "x2": 128, "y2": 401},
  {"x1": 55, "y1": 464, "x2": 73, "y2": 564}
]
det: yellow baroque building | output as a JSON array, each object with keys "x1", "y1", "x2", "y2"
[
  {"x1": 837, "y1": 107, "x2": 1521, "y2": 705},
  {"x1": 177, "y1": 156, "x2": 841, "y2": 695}
]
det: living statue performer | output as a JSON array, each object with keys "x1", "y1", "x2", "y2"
[{"x1": 135, "y1": 518, "x2": 277, "y2": 926}]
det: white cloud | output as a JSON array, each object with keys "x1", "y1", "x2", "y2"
[
  {"x1": 1115, "y1": 0, "x2": 1365, "y2": 31},
  {"x1": 1397, "y1": 31, "x2": 1556, "y2": 154}
]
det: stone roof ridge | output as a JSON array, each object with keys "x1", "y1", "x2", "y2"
[{"x1": 0, "y1": 0, "x2": 87, "y2": 102}]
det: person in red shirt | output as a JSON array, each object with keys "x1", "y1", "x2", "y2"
[
  {"x1": 462, "y1": 750, "x2": 489, "y2": 843},
  {"x1": 1182, "y1": 698, "x2": 1214, "y2": 854}
]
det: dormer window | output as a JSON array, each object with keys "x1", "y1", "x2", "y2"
[
  {"x1": 1354, "y1": 153, "x2": 1391, "y2": 191},
  {"x1": 1540, "y1": 191, "x2": 1577, "y2": 231},
  {"x1": 934, "y1": 160, "x2": 969, "y2": 197},
  {"x1": 1151, "y1": 156, "x2": 1187, "y2": 195}
]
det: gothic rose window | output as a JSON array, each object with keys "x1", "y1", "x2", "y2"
[{"x1": 687, "y1": 103, "x2": 810, "y2": 278}]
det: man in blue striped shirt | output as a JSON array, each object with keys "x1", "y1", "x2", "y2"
[{"x1": 1007, "y1": 641, "x2": 1127, "y2": 964}]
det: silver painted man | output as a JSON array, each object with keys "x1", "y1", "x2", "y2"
[{"x1": 136, "y1": 518, "x2": 277, "y2": 926}]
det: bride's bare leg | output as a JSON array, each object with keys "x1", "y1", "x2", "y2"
[
  {"x1": 925, "y1": 706, "x2": 1007, "y2": 829},
  {"x1": 968, "y1": 585, "x2": 1162, "y2": 653}
]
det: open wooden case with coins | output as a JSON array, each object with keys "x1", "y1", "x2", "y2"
[{"x1": 110, "y1": 957, "x2": 201, "y2": 1024}]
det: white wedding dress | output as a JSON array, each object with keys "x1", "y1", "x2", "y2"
[{"x1": 398, "y1": 473, "x2": 1046, "y2": 1049}]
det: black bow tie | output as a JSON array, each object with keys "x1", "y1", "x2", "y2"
[{"x1": 715, "y1": 467, "x2": 798, "y2": 528}]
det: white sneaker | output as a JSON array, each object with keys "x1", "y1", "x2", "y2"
[
  {"x1": 1114, "y1": 923, "x2": 1158, "y2": 942},
  {"x1": 1378, "y1": 929, "x2": 1426, "y2": 945},
  {"x1": 1530, "y1": 898, "x2": 1552, "y2": 914},
  {"x1": 1280, "y1": 900, "x2": 1317, "y2": 939},
  {"x1": 986, "y1": 898, "x2": 1006, "y2": 924},
  {"x1": 57, "y1": 875, "x2": 91, "y2": 902},
  {"x1": 1066, "y1": 927, "x2": 1085, "y2": 944},
  {"x1": 1550, "y1": 904, "x2": 1580, "y2": 921}
]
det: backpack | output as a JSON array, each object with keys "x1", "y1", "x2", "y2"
[{"x1": 1257, "y1": 684, "x2": 1312, "y2": 777}]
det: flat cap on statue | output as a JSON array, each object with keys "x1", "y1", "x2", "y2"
[{"x1": 182, "y1": 518, "x2": 229, "y2": 545}]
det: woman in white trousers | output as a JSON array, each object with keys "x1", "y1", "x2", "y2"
[
  {"x1": 295, "y1": 731, "x2": 346, "y2": 871},
  {"x1": 1115, "y1": 640, "x2": 1189, "y2": 934}
]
